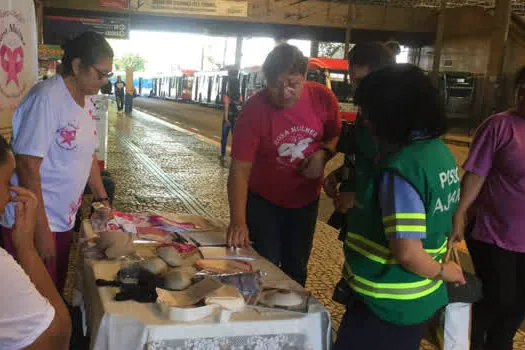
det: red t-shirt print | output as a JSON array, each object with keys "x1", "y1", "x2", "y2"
[{"x1": 232, "y1": 81, "x2": 341, "y2": 208}]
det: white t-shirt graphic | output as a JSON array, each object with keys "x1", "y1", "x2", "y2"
[{"x1": 2, "y1": 75, "x2": 97, "y2": 232}]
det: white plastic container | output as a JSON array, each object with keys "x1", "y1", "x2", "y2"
[{"x1": 157, "y1": 301, "x2": 218, "y2": 322}]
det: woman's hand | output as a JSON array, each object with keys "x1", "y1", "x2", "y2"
[
  {"x1": 335, "y1": 192, "x2": 355, "y2": 213},
  {"x1": 323, "y1": 171, "x2": 339, "y2": 198},
  {"x1": 441, "y1": 261, "x2": 466, "y2": 285},
  {"x1": 10, "y1": 186, "x2": 38, "y2": 251},
  {"x1": 227, "y1": 222, "x2": 250, "y2": 248},
  {"x1": 299, "y1": 150, "x2": 327, "y2": 179}
]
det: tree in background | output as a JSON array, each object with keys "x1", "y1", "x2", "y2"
[
  {"x1": 114, "y1": 53, "x2": 147, "y2": 72},
  {"x1": 319, "y1": 42, "x2": 346, "y2": 59}
]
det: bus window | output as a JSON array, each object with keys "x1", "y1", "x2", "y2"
[{"x1": 329, "y1": 72, "x2": 352, "y2": 102}]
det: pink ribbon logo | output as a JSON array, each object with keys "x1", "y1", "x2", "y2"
[
  {"x1": 59, "y1": 129, "x2": 77, "y2": 147},
  {"x1": 0, "y1": 45, "x2": 24, "y2": 87}
]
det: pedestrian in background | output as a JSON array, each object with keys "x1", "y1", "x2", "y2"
[
  {"x1": 0, "y1": 31, "x2": 114, "y2": 293},
  {"x1": 227, "y1": 44, "x2": 340, "y2": 286},
  {"x1": 334, "y1": 65, "x2": 465, "y2": 349},
  {"x1": 114, "y1": 75, "x2": 126, "y2": 112},
  {"x1": 220, "y1": 78, "x2": 242, "y2": 162},
  {"x1": 452, "y1": 66, "x2": 525, "y2": 350}
]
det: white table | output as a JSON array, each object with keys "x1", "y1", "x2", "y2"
[{"x1": 77, "y1": 229, "x2": 331, "y2": 350}]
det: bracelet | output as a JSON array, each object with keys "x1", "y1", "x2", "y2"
[{"x1": 93, "y1": 197, "x2": 110, "y2": 203}]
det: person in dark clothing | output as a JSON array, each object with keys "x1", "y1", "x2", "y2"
[
  {"x1": 114, "y1": 76, "x2": 126, "y2": 112},
  {"x1": 327, "y1": 42, "x2": 397, "y2": 305},
  {"x1": 324, "y1": 42, "x2": 396, "y2": 233},
  {"x1": 220, "y1": 78, "x2": 242, "y2": 161}
]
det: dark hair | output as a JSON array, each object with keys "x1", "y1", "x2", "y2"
[
  {"x1": 262, "y1": 43, "x2": 308, "y2": 84},
  {"x1": 0, "y1": 135, "x2": 10, "y2": 165},
  {"x1": 354, "y1": 64, "x2": 447, "y2": 145},
  {"x1": 514, "y1": 66, "x2": 525, "y2": 91},
  {"x1": 348, "y1": 42, "x2": 396, "y2": 71},
  {"x1": 61, "y1": 31, "x2": 114, "y2": 76}
]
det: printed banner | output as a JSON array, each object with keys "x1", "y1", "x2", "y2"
[
  {"x1": 131, "y1": 0, "x2": 248, "y2": 17},
  {"x1": 101, "y1": 0, "x2": 130, "y2": 9},
  {"x1": 0, "y1": 0, "x2": 38, "y2": 137},
  {"x1": 44, "y1": 15, "x2": 130, "y2": 44}
]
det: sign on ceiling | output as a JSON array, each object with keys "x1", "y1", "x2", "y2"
[
  {"x1": 44, "y1": 15, "x2": 130, "y2": 44},
  {"x1": 131, "y1": 0, "x2": 248, "y2": 17},
  {"x1": 101, "y1": 0, "x2": 130, "y2": 9}
]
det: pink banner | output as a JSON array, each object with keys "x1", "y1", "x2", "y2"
[{"x1": 100, "y1": 0, "x2": 129, "y2": 9}]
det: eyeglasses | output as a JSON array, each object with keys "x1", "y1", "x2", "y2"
[{"x1": 91, "y1": 65, "x2": 113, "y2": 80}]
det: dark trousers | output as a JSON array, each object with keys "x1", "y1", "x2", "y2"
[
  {"x1": 246, "y1": 192, "x2": 319, "y2": 286},
  {"x1": 116, "y1": 94, "x2": 124, "y2": 111},
  {"x1": 467, "y1": 238, "x2": 525, "y2": 350},
  {"x1": 220, "y1": 121, "x2": 231, "y2": 157},
  {"x1": 334, "y1": 301, "x2": 427, "y2": 350}
]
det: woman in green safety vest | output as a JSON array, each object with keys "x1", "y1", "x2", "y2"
[{"x1": 333, "y1": 64, "x2": 466, "y2": 350}]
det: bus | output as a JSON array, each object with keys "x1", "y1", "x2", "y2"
[
  {"x1": 192, "y1": 67, "x2": 239, "y2": 108},
  {"x1": 239, "y1": 66, "x2": 265, "y2": 103},
  {"x1": 133, "y1": 73, "x2": 155, "y2": 97},
  {"x1": 154, "y1": 70, "x2": 196, "y2": 101},
  {"x1": 307, "y1": 57, "x2": 357, "y2": 122}
]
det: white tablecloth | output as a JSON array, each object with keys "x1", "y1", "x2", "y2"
[{"x1": 77, "y1": 239, "x2": 331, "y2": 350}]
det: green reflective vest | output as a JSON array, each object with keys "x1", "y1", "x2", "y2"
[{"x1": 344, "y1": 138, "x2": 460, "y2": 325}]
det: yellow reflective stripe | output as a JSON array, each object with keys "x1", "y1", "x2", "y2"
[
  {"x1": 385, "y1": 225, "x2": 427, "y2": 233},
  {"x1": 346, "y1": 240, "x2": 396, "y2": 264},
  {"x1": 348, "y1": 232, "x2": 390, "y2": 255},
  {"x1": 346, "y1": 232, "x2": 448, "y2": 265},
  {"x1": 383, "y1": 213, "x2": 426, "y2": 223},
  {"x1": 355, "y1": 274, "x2": 431, "y2": 288},
  {"x1": 350, "y1": 276, "x2": 443, "y2": 300},
  {"x1": 426, "y1": 239, "x2": 448, "y2": 254}
]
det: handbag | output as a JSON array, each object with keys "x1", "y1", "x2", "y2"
[{"x1": 444, "y1": 244, "x2": 483, "y2": 304}]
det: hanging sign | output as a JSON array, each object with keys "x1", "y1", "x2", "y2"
[
  {"x1": 0, "y1": 0, "x2": 38, "y2": 137},
  {"x1": 131, "y1": 0, "x2": 248, "y2": 17},
  {"x1": 101, "y1": 0, "x2": 130, "y2": 9},
  {"x1": 44, "y1": 15, "x2": 130, "y2": 45}
]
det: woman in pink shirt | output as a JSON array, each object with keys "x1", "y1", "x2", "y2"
[
  {"x1": 452, "y1": 67, "x2": 525, "y2": 350},
  {"x1": 227, "y1": 44, "x2": 341, "y2": 286}
]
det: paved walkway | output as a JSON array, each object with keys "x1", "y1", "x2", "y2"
[{"x1": 102, "y1": 102, "x2": 525, "y2": 349}]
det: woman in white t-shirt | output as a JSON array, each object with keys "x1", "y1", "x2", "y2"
[
  {"x1": 1, "y1": 31, "x2": 114, "y2": 293},
  {"x1": 0, "y1": 136, "x2": 71, "y2": 350}
]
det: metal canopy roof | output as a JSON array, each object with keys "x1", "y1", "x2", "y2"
[{"x1": 345, "y1": 0, "x2": 525, "y2": 16}]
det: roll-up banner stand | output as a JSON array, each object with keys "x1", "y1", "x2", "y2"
[{"x1": 0, "y1": 0, "x2": 38, "y2": 139}]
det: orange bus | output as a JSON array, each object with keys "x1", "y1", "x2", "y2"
[{"x1": 307, "y1": 57, "x2": 358, "y2": 122}]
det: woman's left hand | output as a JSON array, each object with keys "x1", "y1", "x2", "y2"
[{"x1": 299, "y1": 150, "x2": 327, "y2": 179}]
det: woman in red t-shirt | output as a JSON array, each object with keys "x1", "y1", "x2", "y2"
[{"x1": 227, "y1": 44, "x2": 341, "y2": 286}]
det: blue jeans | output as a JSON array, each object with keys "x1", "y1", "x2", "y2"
[{"x1": 221, "y1": 120, "x2": 232, "y2": 157}]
